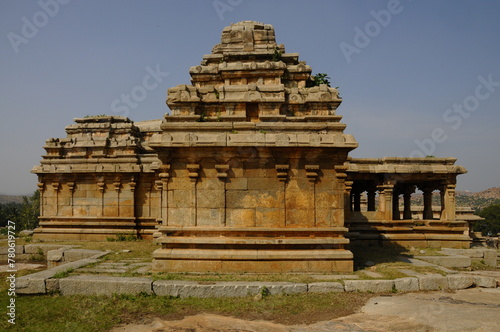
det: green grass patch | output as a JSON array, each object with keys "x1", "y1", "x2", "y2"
[{"x1": 0, "y1": 290, "x2": 373, "y2": 331}]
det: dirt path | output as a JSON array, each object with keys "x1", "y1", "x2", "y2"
[{"x1": 110, "y1": 288, "x2": 500, "y2": 332}]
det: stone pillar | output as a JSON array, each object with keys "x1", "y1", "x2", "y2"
[
  {"x1": 403, "y1": 186, "x2": 415, "y2": 220},
  {"x1": 352, "y1": 190, "x2": 361, "y2": 212},
  {"x1": 422, "y1": 188, "x2": 434, "y2": 220},
  {"x1": 441, "y1": 184, "x2": 456, "y2": 221},
  {"x1": 367, "y1": 189, "x2": 376, "y2": 212},
  {"x1": 379, "y1": 184, "x2": 394, "y2": 221},
  {"x1": 377, "y1": 185, "x2": 386, "y2": 214},
  {"x1": 392, "y1": 190, "x2": 400, "y2": 220}
]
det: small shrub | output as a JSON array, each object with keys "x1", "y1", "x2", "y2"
[
  {"x1": 30, "y1": 248, "x2": 45, "y2": 262},
  {"x1": 84, "y1": 114, "x2": 107, "y2": 118},
  {"x1": 313, "y1": 73, "x2": 331, "y2": 87},
  {"x1": 260, "y1": 286, "x2": 271, "y2": 298},
  {"x1": 52, "y1": 268, "x2": 74, "y2": 279},
  {"x1": 107, "y1": 233, "x2": 139, "y2": 242},
  {"x1": 272, "y1": 47, "x2": 282, "y2": 61}
]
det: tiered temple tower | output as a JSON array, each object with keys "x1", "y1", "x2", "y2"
[
  {"x1": 150, "y1": 21, "x2": 358, "y2": 272},
  {"x1": 32, "y1": 21, "x2": 472, "y2": 274}
]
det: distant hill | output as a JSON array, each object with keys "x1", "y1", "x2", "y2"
[
  {"x1": 411, "y1": 187, "x2": 500, "y2": 211},
  {"x1": 0, "y1": 194, "x2": 24, "y2": 204},
  {"x1": 455, "y1": 187, "x2": 500, "y2": 209}
]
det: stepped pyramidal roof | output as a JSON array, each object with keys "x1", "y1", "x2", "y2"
[{"x1": 165, "y1": 20, "x2": 347, "y2": 126}]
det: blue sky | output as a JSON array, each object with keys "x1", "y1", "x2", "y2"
[{"x1": 1, "y1": 0, "x2": 499, "y2": 194}]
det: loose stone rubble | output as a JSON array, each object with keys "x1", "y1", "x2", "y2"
[{"x1": 31, "y1": 21, "x2": 476, "y2": 273}]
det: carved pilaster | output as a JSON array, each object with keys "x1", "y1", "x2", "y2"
[
  {"x1": 334, "y1": 164, "x2": 348, "y2": 227},
  {"x1": 51, "y1": 182, "x2": 60, "y2": 191},
  {"x1": 187, "y1": 164, "x2": 200, "y2": 182},
  {"x1": 305, "y1": 165, "x2": 319, "y2": 226},
  {"x1": 305, "y1": 165, "x2": 320, "y2": 182},
  {"x1": 52, "y1": 182, "x2": 60, "y2": 216},
  {"x1": 186, "y1": 164, "x2": 200, "y2": 226},
  {"x1": 113, "y1": 179, "x2": 121, "y2": 193},
  {"x1": 440, "y1": 183, "x2": 456, "y2": 221},
  {"x1": 275, "y1": 164, "x2": 289, "y2": 226},
  {"x1": 37, "y1": 182, "x2": 45, "y2": 216},
  {"x1": 275, "y1": 164, "x2": 289, "y2": 182},
  {"x1": 67, "y1": 181, "x2": 75, "y2": 217},
  {"x1": 215, "y1": 165, "x2": 230, "y2": 227},
  {"x1": 215, "y1": 165, "x2": 230, "y2": 179},
  {"x1": 344, "y1": 181, "x2": 353, "y2": 221},
  {"x1": 158, "y1": 166, "x2": 170, "y2": 227},
  {"x1": 97, "y1": 178, "x2": 105, "y2": 194},
  {"x1": 96, "y1": 176, "x2": 105, "y2": 217}
]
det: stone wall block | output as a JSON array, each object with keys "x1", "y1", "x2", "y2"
[
  {"x1": 63, "y1": 249, "x2": 105, "y2": 262},
  {"x1": 447, "y1": 274, "x2": 475, "y2": 290},
  {"x1": 45, "y1": 278, "x2": 60, "y2": 293},
  {"x1": 16, "y1": 276, "x2": 46, "y2": 294},
  {"x1": 59, "y1": 275, "x2": 153, "y2": 296},
  {"x1": 266, "y1": 282, "x2": 308, "y2": 295},
  {"x1": 308, "y1": 282, "x2": 345, "y2": 293},
  {"x1": 473, "y1": 276, "x2": 497, "y2": 288},
  {"x1": 344, "y1": 280, "x2": 394, "y2": 293},
  {"x1": 418, "y1": 274, "x2": 449, "y2": 291},
  {"x1": 153, "y1": 280, "x2": 263, "y2": 298},
  {"x1": 0, "y1": 245, "x2": 24, "y2": 255},
  {"x1": 394, "y1": 277, "x2": 419, "y2": 292},
  {"x1": 415, "y1": 255, "x2": 471, "y2": 268},
  {"x1": 47, "y1": 249, "x2": 64, "y2": 262},
  {"x1": 483, "y1": 249, "x2": 497, "y2": 267},
  {"x1": 197, "y1": 190, "x2": 225, "y2": 208},
  {"x1": 226, "y1": 178, "x2": 248, "y2": 190},
  {"x1": 24, "y1": 244, "x2": 72, "y2": 255}
]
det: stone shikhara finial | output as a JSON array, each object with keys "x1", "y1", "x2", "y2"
[{"x1": 166, "y1": 20, "x2": 342, "y2": 123}]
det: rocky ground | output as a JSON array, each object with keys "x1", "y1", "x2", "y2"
[{"x1": 110, "y1": 286, "x2": 500, "y2": 332}]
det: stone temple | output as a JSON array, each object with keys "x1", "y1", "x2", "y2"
[{"x1": 32, "y1": 21, "x2": 473, "y2": 273}]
